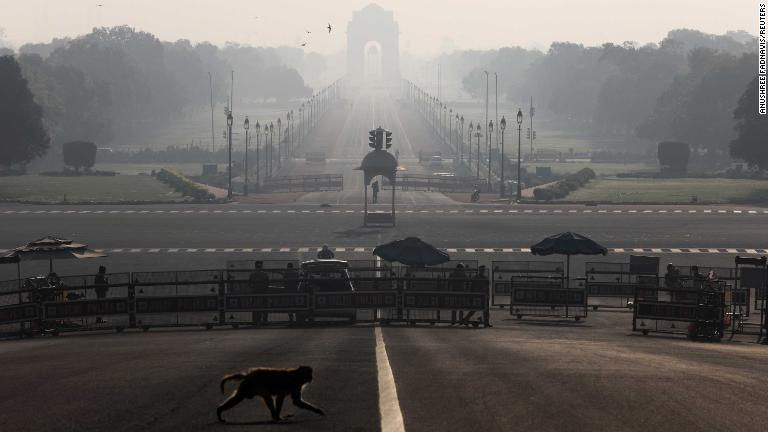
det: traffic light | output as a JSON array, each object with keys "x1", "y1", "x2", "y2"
[
  {"x1": 385, "y1": 130, "x2": 393, "y2": 148},
  {"x1": 369, "y1": 129, "x2": 377, "y2": 149}
]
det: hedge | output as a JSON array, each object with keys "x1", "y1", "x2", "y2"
[
  {"x1": 156, "y1": 168, "x2": 215, "y2": 201},
  {"x1": 533, "y1": 167, "x2": 596, "y2": 201}
]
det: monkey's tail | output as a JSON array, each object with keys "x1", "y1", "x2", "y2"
[{"x1": 220, "y1": 373, "x2": 246, "y2": 393}]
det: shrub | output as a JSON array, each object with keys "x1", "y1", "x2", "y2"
[
  {"x1": 658, "y1": 141, "x2": 690, "y2": 174},
  {"x1": 156, "y1": 168, "x2": 215, "y2": 201},
  {"x1": 63, "y1": 141, "x2": 97, "y2": 172},
  {"x1": 533, "y1": 168, "x2": 596, "y2": 201}
]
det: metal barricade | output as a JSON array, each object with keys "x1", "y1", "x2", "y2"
[
  {"x1": 492, "y1": 261, "x2": 564, "y2": 307},
  {"x1": 633, "y1": 287, "x2": 725, "y2": 340},
  {"x1": 509, "y1": 276, "x2": 586, "y2": 321}
]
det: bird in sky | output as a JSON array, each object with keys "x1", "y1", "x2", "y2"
[
  {"x1": 327, "y1": 23, "x2": 332, "y2": 34},
  {"x1": 301, "y1": 42, "x2": 307, "y2": 47},
  {"x1": 306, "y1": 30, "x2": 312, "y2": 34}
]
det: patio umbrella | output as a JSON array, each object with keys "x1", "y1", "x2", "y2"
[
  {"x1": 530, "y1": 232, "x2": 607, "y2": 287},
  {"x1": 373, "y1": 237, "x2": 450, "y2": 266},
  {"x1": 3, "y1": 236, "x2": 107, "y2": 273}
]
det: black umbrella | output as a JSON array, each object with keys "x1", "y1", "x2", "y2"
[
  {"x1": 3, "y1": 236, "x2": 107, "y2": 273},
  {"x1": 530, "y1": 232, "x2": 607, "y2": 287},
  {"x1": 373, "y1": 237, "x2": 450, "y2": 266}
]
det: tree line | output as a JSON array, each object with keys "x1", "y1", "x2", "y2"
[
  {"x1": 0, "y1": 26, "x2": 315, "y2": 169},
  {"x1": 450, "y1": 29, "x2": 761, "y2": 169}
]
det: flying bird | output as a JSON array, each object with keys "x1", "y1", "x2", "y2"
[
  {"x1": 327, "y1": 23, "x2": 332, "y2": 34},
  {"x1": 306, "y1": 30, "x2": 312, "y2": 34},
  {"x1": 301, "y1": 42, "x2": 307, "y2": 47}
]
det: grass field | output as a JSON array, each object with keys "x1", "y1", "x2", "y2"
[
  {"x1": 97, "y1": 163, "x2": 208, "y2": 176},
  {"x1": 523, "y1": 162, "x2": 653, "y2": 176},
  {"x1": 566, "y1": 177, "x2": 768, "y2": 203},
  {"x1": 0, "y1": 175, "x2": 184, "y2": 203}
]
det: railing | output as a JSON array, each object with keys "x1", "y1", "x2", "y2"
[
  {"x1": 382, "y1": 174, "x2": 482, "y2": 192},
  {"x1": 0, "y1": 270, "x2": 490, "y2": 336},
  {"x1": 261, "y1": 174, "x2": 343, "y2": 192}
]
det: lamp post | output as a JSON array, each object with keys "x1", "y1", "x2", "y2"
[
  {"x1": 499, "y1": 116, "x2": 506, "y2": 198},
  {"x1": 475, "y1": 124, "x2": 482, "y2": 179},
  {"x1": 448, "y1": 108, "x2": 453, "y2": 153},
  {"x1": 255, "y1": 121, "x2": 261, "y2": 190},
  {"x1": 299, "y1": 105, "x2": 304, "y2": 145},
  {"x1": 226, "y1": 111, "x2": 233, "y2": 199},
  {"x1": 443, "y1": 105, "x2": 447, "y2": 143},
  {"x1": 243, "y1": 116, "x2": 250, "y2": 196},
  {"x1": 516, "y1": 108, "x2": 523, "y2": 202},
  {"x1": 487, "y1": 120, "x2": 494, "y2": 190},
  {"x1": 459, "y1": 115, "x2": 464, "y2": 161},
  {"x1": 289, "y1": 110, "x2": 294, "y2": 157},
  {"x1": 468, "y1": 122, "x2": 474, "y2": 168},
  {"x1": 277, "y1": 117, "x2": 282, "y2": 168},
  {"x1": 264, "y1": 127, "x2": 270, "y2": 178},
  {"x1": 269, "y1": 122, "x2": 274, "y2": 176}
]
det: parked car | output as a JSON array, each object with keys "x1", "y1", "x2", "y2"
[{"x1": 296, "y1": 259, "x2": 356, "y2": 322}]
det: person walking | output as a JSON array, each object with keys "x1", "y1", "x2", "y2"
[{"x1": 371, "y1": 180, "x2": 380, "y2": 204}]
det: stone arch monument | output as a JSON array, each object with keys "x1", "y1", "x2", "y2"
[{"x1": 347, "y1": 4, "x2": 400, "y2": 84}]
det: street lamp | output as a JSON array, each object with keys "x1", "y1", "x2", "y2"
[
  {"x1": 277, "y1": 117, "x2": 282, "y2": 168},
  {"x1": 487, "y1": 120, "x2": 494, "y2": 190},
  {"x1": 475, "y1": 124, "x2": 482, "y2": 179},
  {"x1": 243, "y1": 116, "x2": 250, "y2": 196},
  {"x1": 264, "y1": 123, "x2": 272, "y2": 178},
  {"x1": 516, "y1": 108, "x2": 523, "y2": 202},
  {"x1": 255, "y1": 121, "x2": 261, "y2": 189},
  {"x1": 459, "y1": 115, "x2": 464, "y2": 161},
  {"x1": 289, "y1": 110, "x2": 294, "y2": 157},
  {"x1": 499, "y1": 116, "x2": 506, "y2": 198},
  {"x1": 269, "y1": 122, "x2": 274, "y2": 177},
  {"x1": 226, "y1": 111, "x2": 233, "y2": 199},
  {"x1": 468, "y1": 122, "x2": 474, "y2": 168},
  {"x1": 448, "y1": 108, "x2": 453, "y2": 154}
]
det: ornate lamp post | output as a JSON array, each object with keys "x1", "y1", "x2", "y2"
[
  {"x1": 499, "y1": 116, "x2": 506, "y2": 198},
  {"x1": 448, "y1": 108, "x2": 453, "y2": 154},
  {"x1": 255, "y1": 121, "x2": 261, "y2": 189},
  {"x1": 264, "y1": 127, "x2": 270, "y2": 178},
  {"x1": 516, "y1": 108, "x2": 524, "y2": 202},
  {"x1": 468, "y1": 122, "x2": 474, "y2": 168},
  {"x1": 475, "y1": 124, "x2": 482, "y2": 179},
  {"x1": 459, "y1": 115, "x2": 464, "y2": 161},
  {"x1": 269, "y1": 122, "x2": 274, "y2": 176},
  {"x1": 243, "y1": 116, "x2": 250, "y2": 196},
  {"x1": 226, "y1": 110, "x2": 233, "y2": 199},
  {"x1": 488, "y1": 120, "x2": 494, "y2": 190},
  {"x1": 277, "y1": 117, "x2": 282, "y2": 168}
]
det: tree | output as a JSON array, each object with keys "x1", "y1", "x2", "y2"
[
  {"x1": 62, "y1": 141, "x2": 97, "y2": 171},
  {"x1": 0, "y1": 56, "x2": 50, "y2": 168},
  {"x1": 730, "y1": 77, "x2": 768, "y2": 169}
]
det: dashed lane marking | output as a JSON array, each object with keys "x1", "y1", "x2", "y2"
[
  {"x1": 1, "y1": 208, "x2": 766, "y2": 216},
  {"x1": 1, "y1": 247, "x2": 764, "y2": 255}
]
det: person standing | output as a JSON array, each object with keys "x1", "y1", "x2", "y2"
[
  {"x1": 317, "y1": 245, "x2": 335, "y2": 259},
  {"x1": 371, "y1": 180, "x2": 380, "y2": 204}
]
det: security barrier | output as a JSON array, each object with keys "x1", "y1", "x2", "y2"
[
  {"x1": 509, "y1": 276, "x2": 587, "y2": 321},
  {"x1": 0, "y1": 269, "x2": 490, "y2": 335},
  {"x1": 632, "y1": 287, "x2": 725, "y2": 340},
  {"x1": 492, "y1": 261, "x2": 564, "y2": 307},
  {"x1": 261, "y1": 173, "x2": 342, "y2": 192},
  {"x1": 585, "y1": 259, "x2": 659, "y2": 310}
]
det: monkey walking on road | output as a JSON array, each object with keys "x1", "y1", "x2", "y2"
[{"x1": 217, "y1": 366, "x2": 326, "y2": 423}]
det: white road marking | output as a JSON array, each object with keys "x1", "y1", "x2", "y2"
[{"x1": 375, "y1": 327, "x2": 406, "y2": 432}]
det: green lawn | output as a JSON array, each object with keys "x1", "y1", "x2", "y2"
[
  {"x1": 0, "y1": 175, "x2": 184, "y2": 202},
  {"x1": 565, "y1": 177, "x2": 768, "y2": 203},
  {"x1": 524, "y1": 162, "x2": 653, "y2": 176},
  {"x1": 97, "y1": 163, "x2": 207, "y2": 176}
]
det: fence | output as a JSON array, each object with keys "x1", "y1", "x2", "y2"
[
  {"x1": 509, "y1": 275, "x2": 587, "y2": 321},
  {"x1": 261, "y1": 174, "x2": 343, "y2": 192},
  {"x1": 491, "y1": 261, "x2": 565, "y2": 307},
  {"x1": 585, "y1": 260, "x2": 659, "y2": 310},
  {"x1": 0, "y1": 269, "x2": 490, "y2": 336},
  {"x1": 632, "y1": 287, "x2": 725, "y2": 340},
  {"x1": 382, "y1": 174, "x2": 481, "y2": 193}
]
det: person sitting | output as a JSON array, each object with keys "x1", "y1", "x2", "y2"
[{"x1": 317, "y1": 244, "x2": 335, "y2": 259}]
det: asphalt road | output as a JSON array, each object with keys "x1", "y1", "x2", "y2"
[{"x1": 1, "y1": 311, "x2": 766, "y2": 432}]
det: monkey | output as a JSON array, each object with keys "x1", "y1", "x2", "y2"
[{"x1": 217, "y1": 366, "x2": 325, "y2": 423}]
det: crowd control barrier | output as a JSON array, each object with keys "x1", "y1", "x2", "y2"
[
  {"x1": 585, "y1": 257, "x2": 659, "y2": 310},
  {"x1": 632, "y1": 287, "x2": 725, "y2": 340},
  {"x1": 509, "y1": 276, "x2": 587, "y2": 321},
  {"x1": 492, "y1": 261, "x2": 564, "y2": 307},
  {"x1": 0, "y1": 269, "x2": 490, "y2": 336}
]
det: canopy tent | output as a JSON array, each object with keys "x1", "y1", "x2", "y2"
[
  {"x1": 373, "y1": 237, "x2": 450, "y2": 267},
  {"x1": 530, "y1": 232, "x2": 607, "y2": 287}
]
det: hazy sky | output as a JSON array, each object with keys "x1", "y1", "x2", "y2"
[{"x1": 0, "y1": 0, "x2": 757, "y2": 55}]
